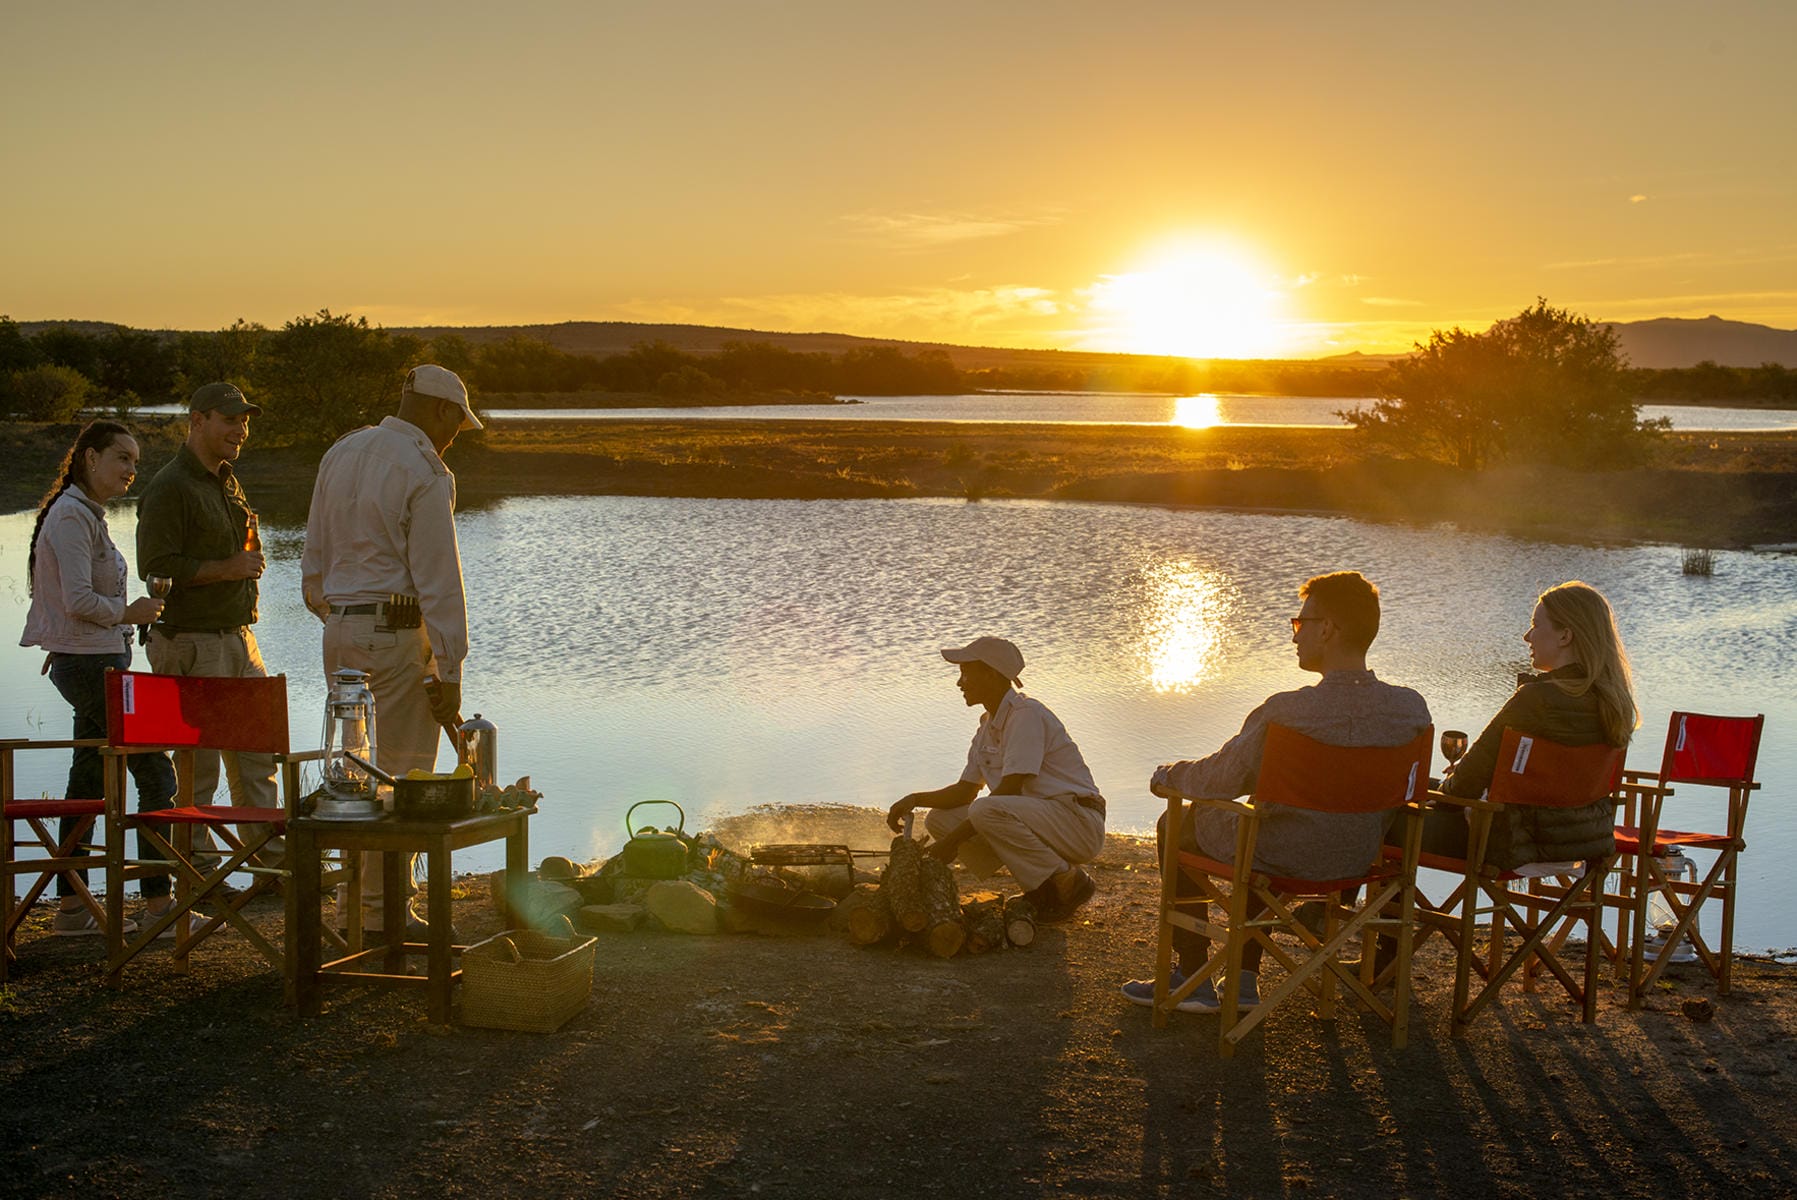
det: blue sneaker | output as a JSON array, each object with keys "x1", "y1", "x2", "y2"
[{"x1": 1121, "y1": 969, "x2": 1223, "y2": 1014}]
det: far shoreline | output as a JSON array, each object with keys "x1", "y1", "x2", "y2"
[{"x1": 5, "y1": 417, "x2": 1794, "y2": 550}]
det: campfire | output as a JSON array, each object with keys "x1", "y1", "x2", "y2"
[{"x1": 492, "y1": 805, "x2": 1038, "y2": 954}]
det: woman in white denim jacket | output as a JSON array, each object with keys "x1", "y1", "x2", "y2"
[{"x1": 20, "y1": 421, "x2": 176, "y2": 934}]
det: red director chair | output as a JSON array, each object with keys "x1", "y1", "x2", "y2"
[
  {"x1": 2, "y1": 735, "x2": 112, "y2": 982},
  {"x1": 101, "y1": 670, "x2": 329, "y2": 991},
  {"x1": 1153, "y1": 723, "x2": 1433, "y2": 1057},
  {"x1": 1418, "y1": 730, "x2": 1625, "y2": 1033},
  {"x1": 1616, "y1": 711, "x2": 1764, "y2": 1006}
]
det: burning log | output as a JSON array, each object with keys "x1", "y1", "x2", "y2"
[
  {"x1": 833, "y1": 884, "x2": 896, "y2": 946},
  {"x1": 1002, "y1": 895, "x2": 1037, "y2": 948}
]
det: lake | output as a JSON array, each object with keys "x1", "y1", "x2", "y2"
[
  {"x1": 127, "y1": 393, "x2": 1797, "y2": 431},
  {"x1": 4, "y1": 497, "x2": 1793, "y2": 951},
  {"x1": 484, "y1": 392, "x2": 1797, "y2": 432}
]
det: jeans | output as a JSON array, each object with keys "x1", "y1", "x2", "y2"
[{"x1": 47, "y1": 650, "x2": 177, "y2": 899}]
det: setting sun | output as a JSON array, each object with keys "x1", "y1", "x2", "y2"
[{"x1": 1089, "y1": 242, "x2": 1288, "y2": 360}]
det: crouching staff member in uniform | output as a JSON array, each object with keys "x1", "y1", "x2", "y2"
[
  {"x1": 887, "y1": 637, "x2": 1104, "y2": 922},
  {"x1": 301, "y1": 365, "x2": 480, "y2": 939}
]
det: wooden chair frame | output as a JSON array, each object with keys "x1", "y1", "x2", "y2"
[
  {"x1": 2, "y1": 737, "x2": 111, "y2": 981},
  {"x1": 1616, "y1": 712, "x2": 1763, "y2": 1006},
  {"x1": 1152, "y1": 724, "x2": 1432, "y2": 1057}
]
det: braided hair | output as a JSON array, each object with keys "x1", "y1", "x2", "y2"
[{"x1": 27, "y1": 420, "x2": 133, "y2": 596}]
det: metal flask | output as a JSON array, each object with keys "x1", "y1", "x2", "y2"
[
  {"x1": 315, "y1": 668, "x2": 383, "y2": 821},
  {"x1": 459, "y1": 712, "x2": 499, "y2": 791}
]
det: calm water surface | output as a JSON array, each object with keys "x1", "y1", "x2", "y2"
[
  {"x1": 485, "y1": 392, "x2": 1797, "y2": 432},
  {"x1": 4, "y1": 498, "x2": 1792, "y2": 949}
]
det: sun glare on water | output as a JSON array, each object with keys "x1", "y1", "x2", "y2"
[
  {"x1": 1140, "y1": 562, "x2": 1233, "y2": 692},
  {"x1": 1090, "y1": 242, "x2": 1287, "y2": 360}
]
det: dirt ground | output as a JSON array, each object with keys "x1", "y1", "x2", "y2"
[{"x1": 3, "y1": 809, "x2": 1795, "y2": 1200}]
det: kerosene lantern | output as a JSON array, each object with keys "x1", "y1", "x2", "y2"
[{"x1": 315, "y1": 667, "x2": 382, "y2": 821}]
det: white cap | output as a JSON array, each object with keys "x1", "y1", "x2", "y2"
[
  {"x1": 404, "y1": 364, "x2": 482, "y2": 431},
  {"x1": 940, "y1": 636, "x2": 1025, "y2": 684}
]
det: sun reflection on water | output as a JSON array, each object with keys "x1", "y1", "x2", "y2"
[
  {"x1": 1172, "y1": 394, "x2": 1223, "y2": 429},
  {"x1": 1141, "y1": 561, "x2": 1232, "y2": 692}
]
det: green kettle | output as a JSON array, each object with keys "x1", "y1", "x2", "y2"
[{"x1": 622, "y1": 800, "x2": 689, "y2": 879}]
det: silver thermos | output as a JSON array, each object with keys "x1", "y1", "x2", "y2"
[{"x1": 460, "y1": 713, "x2": 498, "y2": 791}]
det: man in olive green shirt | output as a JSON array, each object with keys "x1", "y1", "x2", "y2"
[{"x1": 136, "y1": 382, "x2": 278, "y2": 813}]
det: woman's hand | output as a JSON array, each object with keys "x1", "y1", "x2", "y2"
[{"x1": 124, "y1": 596, "x2": 164, "y2": 624}]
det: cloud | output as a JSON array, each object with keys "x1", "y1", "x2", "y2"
[
  {"x1": 839, "y1": 209, "x2": 1062, "y2": 250},
  {"x1": 1630, "y1": 194, "x2": 1649, "y2": 204}
]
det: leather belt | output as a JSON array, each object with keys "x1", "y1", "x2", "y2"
[
  {"x1": 328, "y1": 603, "x2": 383, "y2": 616},
  {"x1": 1072, "y1": 794, "x2": 1107, "y2": 817}
]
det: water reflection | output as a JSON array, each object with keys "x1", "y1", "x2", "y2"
[
  {"x1": 1140, "y1": 561, "x2": 1231, "y2": 692},
  {"x1": 1171, "y1": 395, "x2": 1223, "y2": 430}
]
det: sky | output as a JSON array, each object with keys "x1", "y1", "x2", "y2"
[{"x1": 4, "y1": 1, "x2": 1795, "y2": 358}]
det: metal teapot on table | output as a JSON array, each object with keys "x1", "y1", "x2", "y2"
[{"x1": 459, "y1": 712, "x2": 498, "y2": 791}]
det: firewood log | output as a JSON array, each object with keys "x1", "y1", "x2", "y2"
[
  {"x1": 918, "y1": 854, "x2": 965, "y2": 958},
  {"x1": 834, "y1": 884, "x2": 895, "y2": 946},
  {"x1": 963, "y1": 896, "x2": 1007, "y2": 954},
  {"x1": 1003, "y1": 895, "x2": 1037, "y2": 948},
  {"x1": 882, "y1": 835, "x2": 930, "y2": 933}
]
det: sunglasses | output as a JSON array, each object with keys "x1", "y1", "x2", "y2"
[{"x1": 1289, "y1": 616, "x2": 1324, "y2": 632}]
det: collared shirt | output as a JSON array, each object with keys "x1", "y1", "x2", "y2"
[
  {"x1": 20, "y1": 485, "x2": 133, "y2": 654},
  {"x1": 959, "y1": 689, "x2": 1101, "y2": 800},
  {"x1": 136, "y1": 444, "x2": 258, "y2": 630},
  {"x1": 300, "y1": 417, "x2": 469, "y2": 683},
  {"x1": 1158, "y1": 669, "x2": 1432, "y2": 880}
]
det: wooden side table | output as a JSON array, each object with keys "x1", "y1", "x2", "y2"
[{"x1": 290, "y1": 808, "x2": 529, "y2": 1023}]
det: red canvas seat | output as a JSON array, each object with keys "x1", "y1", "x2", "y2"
[
  {"x1": 1152, "y1": 723, "x2": 1433, "y2": 1057},
  {"x1": 1617, "y1": 712, "x2": 1764, "y2": 1005},
  {"x1": 2, "y1": 739, "x2": 112, "y2": 982}
]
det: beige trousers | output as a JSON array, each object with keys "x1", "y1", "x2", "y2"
[
  {"x1": 146, "y1": 628, "x2": 282, "y2": 860},
  {"x1": 323, "y1": 614, "x2": 441, "y2": 925},
  {"x1": 923, "y1": 793, "x2": 1105, "y2": 891}
]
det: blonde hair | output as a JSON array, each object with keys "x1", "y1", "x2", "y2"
[{"x1": 1538, "y1": 581, "x2": 1639, "y2": 746}]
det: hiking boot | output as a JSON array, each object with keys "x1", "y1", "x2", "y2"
[{"x1": 1036, "y1": 867, "x2": 1097, "y2": 923}]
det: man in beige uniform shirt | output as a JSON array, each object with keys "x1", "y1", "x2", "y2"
[
  {"x1": 301, "y1": 365, "x2": 479, "y2": 936},
  {"x1": 887, "y1": 637, "x2": 1104, "y2": 922}
]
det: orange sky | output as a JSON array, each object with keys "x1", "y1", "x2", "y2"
[{"x1": 4, "y1": 2, "x2": 1794, "y2": 357}]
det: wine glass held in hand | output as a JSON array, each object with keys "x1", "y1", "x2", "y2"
[
  {"x1": 1440, "y1": 729, "x2": 1469, "y2": 767},
  {"x1": 138, "y1": 576, "x2": 174, "y2": 644}
]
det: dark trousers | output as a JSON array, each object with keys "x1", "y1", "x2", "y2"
[{"x1": 47, "y1": 651, "x2": 176, "y2": 899}]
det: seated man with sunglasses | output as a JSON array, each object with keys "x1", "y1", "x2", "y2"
[{"x1": 1122, "y1": 571, "x2": 1431, "y2": 1013}]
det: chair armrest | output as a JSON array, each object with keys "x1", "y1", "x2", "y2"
[
  {"x1": 1183, "y1": 796, "x2": 1258, "y2": 820},
  {"x1": 4, "y1": 738, "x2": 107, "y2": 751},
  {"x1": 1427, "y1": 789, "x2": 1501, "y2": 812}
]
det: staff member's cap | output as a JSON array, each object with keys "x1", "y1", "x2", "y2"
[
  {"x1": 404, "y1": 364, "x2": 482, "y2": 431},
  {"x1": 189, "y1": 382, "x2": 261, "y2": 416},
  {"x1": 940, "y1": 636, "x2": 1025, "y2": 684}
]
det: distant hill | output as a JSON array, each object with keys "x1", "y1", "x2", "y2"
[
  {"x1": 15, "y1": 314, "x2": 1794, "y2": 370},
  {"x1": 1606, "y1": 316, "x2": 1797, "y2": 369}
]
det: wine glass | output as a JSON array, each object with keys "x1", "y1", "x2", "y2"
[
  {"x1": 139, "y1": 575, "x2": 173, "y2": 645},
  {"x1": 1440, "y1": 729, "x2": 1469, "y2": 767}
]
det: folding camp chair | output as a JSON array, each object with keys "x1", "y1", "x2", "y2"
[
  {"x1": 1153, "y1": 723, "x2": 1432, "y2": 1057},
  {"x1": 2, "y1": 736, "x2": 111, "y2": 981},
  {"x1": 100, "y1": 670, "x2": 341, "y2": 993},
  {"x1": 1421, "y1": 730, "x2": 1624, "y2": 1034},
  {"x1": 1616, "y1": 712, "x2": 1763, "y2": 1006}
]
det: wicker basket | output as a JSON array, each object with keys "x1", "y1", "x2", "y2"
[{"x1": 460, "y1": 919, "x2": 596, "y2": 1033}]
